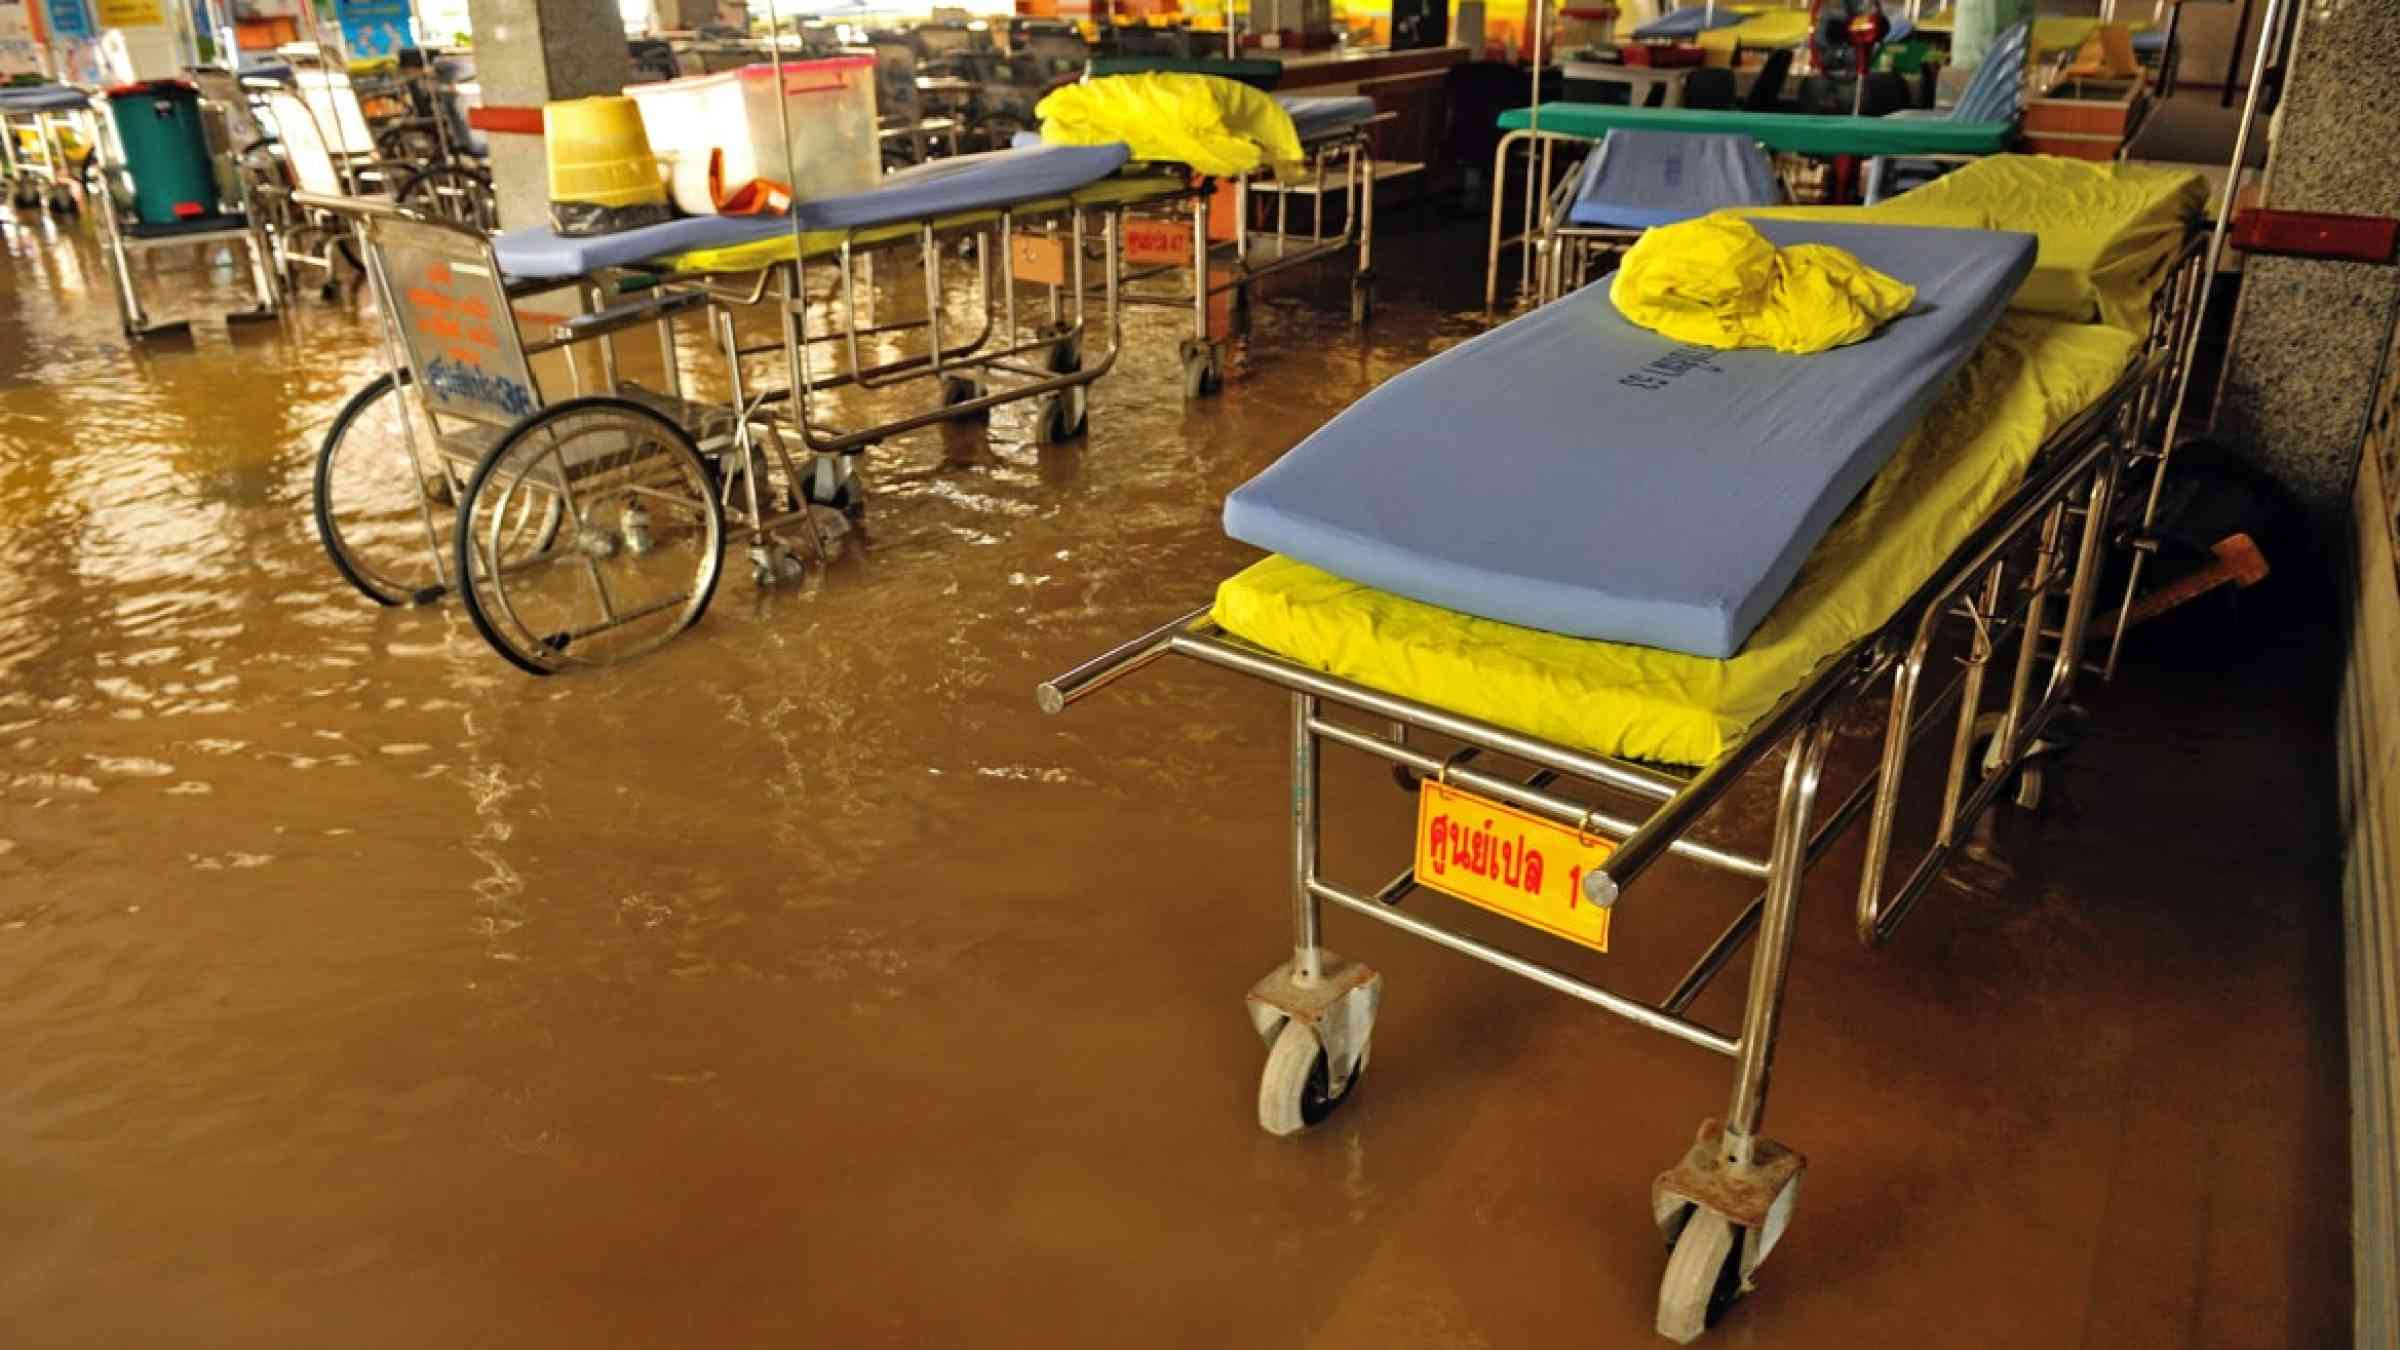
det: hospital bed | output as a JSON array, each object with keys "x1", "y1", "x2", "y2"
[
  {"x1": 1, "y1": 84, "x2": 95, "y2": 215},
  {"x1": 1041, "y1": 68, "x2": 1387, "y2": 396},
  {"x1": 308, "y1": 143, "x2": 1186, "y2": 673},
  {"x1": 1486, "y1": 20, "x2": 2029, "y2": 309},
  {"x1": 1039, "y1": 157, "x2": 2209, "y2": 1341},
  {"x1": 1533, "y1": 129, "x2": 1786, "y2": 303}
]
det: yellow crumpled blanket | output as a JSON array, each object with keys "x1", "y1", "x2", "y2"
[
  {"x1": 1035, "y1": 72, "x2": 1305, "y2": 179},
  {"x1": 1610, "y1": 215, "x2": 1918, "y2": 355}
]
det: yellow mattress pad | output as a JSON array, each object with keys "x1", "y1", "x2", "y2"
[
  {"x1": 1914, "y1": 13, "x2": 2153, "y2": 48},
  {"x1": 1212, "y1": 314, "x2": 2141, "y2": 767},
  {"x1": 1885, "y1": 155, "x2": 2204, "y2": 330}
]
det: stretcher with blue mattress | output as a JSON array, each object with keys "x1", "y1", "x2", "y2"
[
  {"x1": 305, "y1": 142, "x2": 1188, "y2": 674},
  {"x1": 1534, "y1": 129, "x2": 1786, "y2": 301},
  {"x1": 1040, "y1": 156, "x2": 2210, "y2": 1342},
  {"x1": 1277, "y1": 94, "x2": 1378, "y2": 141},
  {"x1": 1490, "y1": 21, "x2": 2032, "y2": 309},
  {"x1": 1631, "y1": 4, "x2": 1752, "y2": 39},
  {"x1": 1033, "y1": 68, "x2": 1388, "y2": 394},
  {"x1": 1228, "y1": 219, "x2": 2033, "y2": 658}
]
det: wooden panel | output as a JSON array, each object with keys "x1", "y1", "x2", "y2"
[
  {"x1": 1269, "y1": 43, "x2": 1466, "y2": 90},
  {"x1": 1362, "y1": 69, "x2": 1446, "y2": 178},
  {"x1": 2021, "y1": 132, "x2": 2125, "y2": 161}
]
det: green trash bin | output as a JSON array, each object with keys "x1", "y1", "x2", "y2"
[{"x1": 105, "y1": 80, "x2": 223, "y2": 227}]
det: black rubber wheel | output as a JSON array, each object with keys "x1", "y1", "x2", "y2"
[
  {"x1": 394, "y1": 163, "x2": 497, "y2": 232},
  {"x1": 453, "y1": 396, "x2": 725, "y2": 676},
  {"x1": 940, "y1": 375, "x2": 988, "y2": 420},
  {"x1": 1035, "y1": 391, "x2": 1085, "y2": 445},
  {"x1": 1258, "y1": 1018, "x2": 1366, "y2": 1135},
  {"x1": 1180, "y1": 341, "x2": 1221, "y2": 400},
  {"x1": 314, "y1": 370, "x2": 446, "y2": 606},
  {"x1": 375, "y1": 124, "x2": 443, "y2": 165}
]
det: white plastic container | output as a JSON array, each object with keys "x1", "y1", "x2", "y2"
[{"x1": 624, "y1": 57, "x2": 879, "y2": 216}]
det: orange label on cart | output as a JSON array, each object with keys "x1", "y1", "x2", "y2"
[
  {"x1": 1125, "y1": 219, "x2": 1193, "y2": 265},
  {"x1": 1414, "y1": 780, "x2": 1614, "y2": 954}
]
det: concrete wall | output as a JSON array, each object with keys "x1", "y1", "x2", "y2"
[
  {"x1": 2212, "y1": 0, "x2": 2400, "y2": 522},
  {"x1": 2339, "y1": 340, "x2": 2400, "y2": 1350}
]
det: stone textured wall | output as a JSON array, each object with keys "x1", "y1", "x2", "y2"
[{"x1": 2213, "y1": 0, "x2": 2400, "y2": 523}]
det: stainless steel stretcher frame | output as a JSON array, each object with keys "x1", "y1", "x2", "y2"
[
  {"x1": 1040, "y1": 233, "x2": 2208, "y2": 1341},
  {"x1": 1112, "y1": 114, "x2": 1387, "y2": 399},
  {"x1": 303, "y1": 169, "x2": 1147, "y2": 674}
]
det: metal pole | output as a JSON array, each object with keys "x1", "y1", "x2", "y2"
[
  {"x1": 2115, "y1": 0, "x2": 2285, "y2": 676},
  {"x1": 1721, "y1": 719, "x2": 1833, "y2": 1162},
  {"x1": 1290, "y1": 693, "x2": 1325, "y2": 983}
]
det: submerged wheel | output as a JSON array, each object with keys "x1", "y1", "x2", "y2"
[
  {"x1": 1258, "y1": 1018, "x2": 1366, "y2": 1137},
  {"x1": 395, "y1": 163, "x2": 497, "y2": 232},
  {"x1": 801, "y1": 455, "x2": 866, "y2": 518},
  {"x1": 1656, "y1": 1207, "x2": 1746, "y2": 1344},
  {"x1": 940, "y1": 375, "x2": 988, "y2": 420},
  {"x1": 1034, "y1": 388, "x2": 1086, "y2": 445},
  {"x1": 454, "y1": 396, "x2": 724, "y2": 676},
  {"x1": 314, "y1": 370, "x2": 529, "y2": 606},
  {"x1": 1045, "y1": 328, "x2": 1082, "y2": 375},
  {"x1": 1180, "y1": 340, "x2": 1221, "y2": 401}
]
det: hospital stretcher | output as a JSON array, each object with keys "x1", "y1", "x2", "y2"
[
  {"x1": 1039, "y1": 162, "x2": 2209, "y2": 1340},
  {"x1": 1486, "y1": 19, "x2": 2030, "y2": 309},
  {"x1": 1097, "y1": 91, "x2": 1388, "y2": 397},
  {"x1": 1, "y1": 84, "x2": 94, "y2": 215},
  {"x1": 307, "y1": 143, "x2": 1186, "y2": 674}
]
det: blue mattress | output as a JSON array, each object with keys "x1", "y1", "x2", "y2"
[
  {"x1": 1221, "y1": 220, "x2": 2038, "y2": 658},
  {"x1": 1278, "y1": 94, "x2": 1376, "y2": 141},
  {"x1": 1631, "y1": 6, "x2": 1746, "y2": 38},
  {"x1": 493, "y1": 142, "x2": 1130, "y2": 280},
  {"x1": 0, "y1": 85, "x2": 91, "y2": 112},
  {"x1": 1568, "y1": 129, "x2": 1779, "y2": 228}
]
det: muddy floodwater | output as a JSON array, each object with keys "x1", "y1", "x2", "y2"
[{"x1": 0, "y1": 209, "x2": 2352, "y2": 1347}]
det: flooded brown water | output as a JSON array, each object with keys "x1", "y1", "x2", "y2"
[{"x1": 0, "y1": 207, "x2": 2350, "y2": 1348}]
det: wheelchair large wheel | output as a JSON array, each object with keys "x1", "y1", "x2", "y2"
[
  {"x1": 315, "y1": 371, "x2": 470, "y2": 606},
  {"x1": 395, "y1": 163, "x2": 497, "y2": 233},
  {"x1": 454, "y1": 397, "x2": 725, "y2": 676}
]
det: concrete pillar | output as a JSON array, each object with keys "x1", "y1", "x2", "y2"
[
  {"x1": 2212, "y1": 0, "x2": 2400, "y2": 523},
  {"x1": 1950, "y1": 0, "x2": 2033, "y2": 70},
  {"x1": 462, "y1": 0, "x2": 630, "y2": 229}
]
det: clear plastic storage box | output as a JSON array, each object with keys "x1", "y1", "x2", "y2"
[{"x1": 624, "y1": 57, "x2": 880, "y2": 215}]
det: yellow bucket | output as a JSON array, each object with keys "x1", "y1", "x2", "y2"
[{"x1": 544, "y1": 95, "x2": 667, "y2": 210}]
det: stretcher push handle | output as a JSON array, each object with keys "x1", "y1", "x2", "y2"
[{"x1": 1037, "y1": 606, "x2": 1211, "y2": 714}]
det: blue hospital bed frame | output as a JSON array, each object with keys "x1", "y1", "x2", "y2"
[{"x1": 1039, "y1": 231, "x2": 2207, "y2": 1340}]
